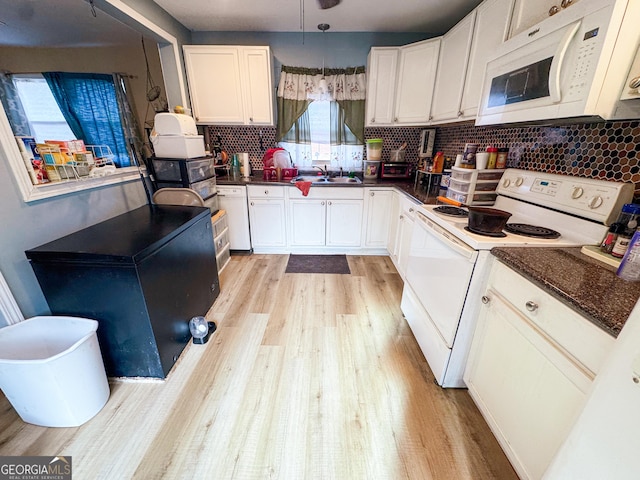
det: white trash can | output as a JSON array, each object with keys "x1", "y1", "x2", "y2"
[{"x1": 0, "y1": 316, "x2": 110, "y2": 427}]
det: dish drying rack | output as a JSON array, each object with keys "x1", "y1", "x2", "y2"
[{"x1": 39, "y1": 144, "x2": 116, "y2": 181}]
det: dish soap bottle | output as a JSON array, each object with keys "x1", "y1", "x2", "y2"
[{"x1": 617, "y1": 229, "x2": 640, "y2": 281}]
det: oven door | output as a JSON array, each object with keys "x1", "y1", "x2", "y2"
[{"x1": 404, "y1": 211, "x2": 478, "y2": 348}]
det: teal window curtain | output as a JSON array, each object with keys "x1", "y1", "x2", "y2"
[
  {"x1": 0, "y1": 73, "x2": 31, "y2": 136},
  {"x1": 43, "y1": 72, "x2": 130, "y2": 167}
]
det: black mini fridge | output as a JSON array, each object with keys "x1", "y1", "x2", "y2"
[{"x1": 25, "y1": 205, "x2": 220, "y2": 378}]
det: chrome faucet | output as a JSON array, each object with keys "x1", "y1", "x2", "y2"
[{"x1": 313, "y1": 165, "x2": 329, "y2": 178}]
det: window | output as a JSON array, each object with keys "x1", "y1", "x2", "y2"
[
  {"x1": 308, "y1": 100, "x2": 331, "y2": 162},
  {"x1": 13, "y1": 75, "x2": 76, "y2": 143},
  {"x1": 12, "y1": 73, "x2": 130, "y2": 168}
]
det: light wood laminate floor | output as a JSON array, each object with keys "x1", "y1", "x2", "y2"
[{"x1": 0, "y1": 255, "x2": 517, "y2": 479}]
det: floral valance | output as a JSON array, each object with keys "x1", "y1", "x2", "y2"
[{"x1": 277, "y1": 66, "x2": 366, "y2": 102}]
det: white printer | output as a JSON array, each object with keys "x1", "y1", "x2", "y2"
[{"x1": 150, "y1": 113, "x2": 206, "y2": 159}]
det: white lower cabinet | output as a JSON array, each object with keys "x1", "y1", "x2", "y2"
[
  {"x1": 364, "y1": 188, "x2": 394, "y2": 248},
  {"x1": 326, "y1": 199, "x2": 363, "y2": 247},
  {"x1": 389, "y1": 193, "x2": 418, "y2": 278},
  {"x1": 248, "y1": 186, "x2": 287, "y2": 250},
  {"x1": 464, "y1": 260, "x2": 615, "y2": 480},
  {"x1": 288, "y1": 187, "x2": 363, "y2": 248}
]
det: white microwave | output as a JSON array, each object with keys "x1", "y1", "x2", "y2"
[{"x1": 476, "y1": 0, "x2": 640, "y2": 126}]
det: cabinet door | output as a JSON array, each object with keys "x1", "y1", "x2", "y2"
[
  {"x1": 240, "y1": 47, "x2": 274, "y2": 125},
  {"x1": 326, "y1": 199, "x2": 363, "y2": 247},
  {"x1": 183, "y1": 46, "x2": 245, "y2": 124},
  {"x1": 364, "y1": 189, "x2": 393, "y2": 247},
  {"x1": 465, "y1": 291, "x2": 591, "y2": 480},
  {"x1": 430, "y1": 11, "x2": 476, "y2": 123},
  {"x1": 365, "y1": 48, "x2": 398, "y2": 126},
  {"x1": 397, "y1": 213, "x2": 414, "y2": 278},
  {"x1": 388, "y1": 191, "x2": 401, "y2": 260},
  {"x1": 248, "y1": 199, "x2": 286, "y2": 248},
  {"x1": 394, "y1": 38, "x2": 441, "y2": 125},
  {"x1": 289, "y1": 199, "x2": 326, "y2": 246},
  {"x1": 459, "y1": 0, "x2": 514, "y2": 117}
]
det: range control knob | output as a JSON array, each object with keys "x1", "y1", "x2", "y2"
[
  {"x1": 515, "y1": 177, "x2": 524, "y2": 187},
  {"x1": 571, "y1": 186, "x2": 584, "y2": 199},
  {"x1": 588, "y1": 195, "x2": 604, "y2": 209},
  {"x1": 502, "y1": 178, "x2": 511, "y2": 188}
]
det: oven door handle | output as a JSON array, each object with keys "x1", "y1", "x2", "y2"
[{"x1": 416, "y1": 211, "x2": 476, "y2": 259}]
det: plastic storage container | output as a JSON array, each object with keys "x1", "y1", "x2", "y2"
[
  {"x1": 366, "y1": 139, "x2": 383, "y2": 161},
  {"x1": 0, "y1": 316, "x2": 110, "y2": 427},
  {"x1": 447, "y1": 187, "x2": 498, "y2": 205},
  {"x1": 151, "y1": 135, "x2": 206, "y2": 159},
  {"x1": 450, "y1": 166, "x2": 506, "y2": 183},
  {"x1": 364, "y1": 160, "x2": 381, "y2": 179}
]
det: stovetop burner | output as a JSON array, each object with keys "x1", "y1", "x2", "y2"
[
  {"x1": 505, "y1": 223, "x2": 561, "y2": 239},
  {"x1": 464, "y1": 226, "x2": 507, "y2": 238},
  {"x1": 433, "y1": 206, "x2": 468, "y2": 217}
]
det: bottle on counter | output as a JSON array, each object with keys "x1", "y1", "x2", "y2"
[
  {"x1": 612, "y1": 230, "x2": 633, "y2": 258},
  {"x1": 617, "y1": 229, "x2": 640, "y2": 281},
  {"x1": 496, "y1": 148, "x2": 509, "y2": 169},
  {"x1": 432, "y1": 151, "x2": 444, "y2": 173},
  {"x1": 610, "y1": 204, "x2": 640, "y2": 258},
  {"x1": 600, "y1": 222, "x2": 626, "y2": 254},
  {"x1": 460, "y1": 143, "x2": 478, "y2": 169},
  {"x1": 486, "y1": 146, "x2": 498, "y2": 169}
]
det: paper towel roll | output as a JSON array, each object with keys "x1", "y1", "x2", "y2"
[{"x1": 239, "y1": 153, "x2": 250, "y2": 177}]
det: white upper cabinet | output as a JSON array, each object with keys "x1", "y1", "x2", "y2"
[
  {"x1": 183, "y1": 45, "x2": 274, "y2": 125},
  {"x1": 459, "y1": 0, "x2": 515, "y2": 118},
  {"x1": 430, "y1": 10, "x2": 477, "y2": 123},
  {"x1": 430, "y1": 0, "x2": 515, "y2": 124},
  {"x1": 366, "y1": 48, "x2": 399, "y2": 126},
  {"x1": 366, "y1": 38, "x2": 441, "y2": 127}
]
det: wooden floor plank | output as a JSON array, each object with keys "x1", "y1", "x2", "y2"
[{"x1": 0, "y1": 254, "x2": 517, "y2": 480}]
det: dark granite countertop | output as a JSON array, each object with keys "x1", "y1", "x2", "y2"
[
  {"x1": 216, "y1": 171, "x2": 437, "y2": 204},
  {"x1": 491, "y1": 247, "x2": 640, "y2": 337}
]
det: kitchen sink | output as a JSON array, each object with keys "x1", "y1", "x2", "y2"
[{"x1": 290, "y1": 175, "x2": 362, "y2": 185}]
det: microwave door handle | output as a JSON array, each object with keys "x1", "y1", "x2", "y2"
[{"x1": 548, "y1": 20, "x2": 582, "y2": 103}]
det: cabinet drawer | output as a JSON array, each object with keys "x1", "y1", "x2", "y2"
[
  {"x1": 400, "y1": 195, "x2": 419, "y2": 219},
  {"x1": 489, "y1": 261, "x2": 615, "y2": 375},
  {"x1": 211, "y1": 210, "x2": 228, "y2": 238},
  {"x1": 247, "y1": 185, "x2": 285, "y2": 198}
]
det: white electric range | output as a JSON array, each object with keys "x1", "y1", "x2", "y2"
[{"x1": 401, "y1": 169, "x2": 634, "y2": 387}]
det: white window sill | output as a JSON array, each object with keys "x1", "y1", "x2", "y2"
[
  {"x1": 23, "y1": 167, "x2": 144, "y2": 203},
  {"x1": 1, "y1": 105, "x2": 144, "y2": 203}
]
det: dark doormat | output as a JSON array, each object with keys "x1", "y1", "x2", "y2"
[{"x1": 285, "y1": 254, "x2": 351, "y2": 274}]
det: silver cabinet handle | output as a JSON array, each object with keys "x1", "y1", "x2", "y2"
[
  {"x1": 630, "y1": 75, "x2": 640, "y2": 89},
  {"x1": 370, "y1": 192, "x2": 375, "y2": 196},
  {"x1": 481, "y1": 295, "x2": 490, "y2": 304},
  {"x1": 249, "y1": 117, "x2": 254, "y2": 122},
  {"x1": 321, "y1": 201, "x2": 325, "y2": 205},
  {"x1": 327, "y1": 201, "x2": 332, "y2": 205},
  {"x1": 250, "y1": 201, "x2": 254, "y2": 206},
  {"x1": 525, "y1": 301, "x2": 538, "y2": 312},
  {"x1": 409, "y1": 207, "x2": 414, "y2": 213},
  {"x1": 264, "y1": 190, "x2": 269, "y2": 195}
]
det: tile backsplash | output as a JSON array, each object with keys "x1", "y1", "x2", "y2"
[{"x1": 207, "y1": 120, "x2": 640, "y2": 198}]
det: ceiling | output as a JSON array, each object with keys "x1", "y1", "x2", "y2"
[
  {"x1": 0, "y1": 0, "x2": 142, "y2": 47},
  {"x1": 0, "y1": 0, "x2": 482, "y2": 48},
  {"x1": 153, "y1": 0, "x2": 481, "y2": 34}
]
